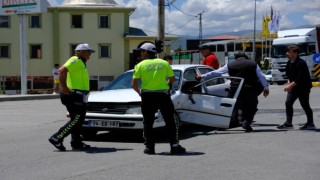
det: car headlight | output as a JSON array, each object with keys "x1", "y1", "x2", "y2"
[{"x1": 125, "y1": 107, "x2": 142, "y2": 114}]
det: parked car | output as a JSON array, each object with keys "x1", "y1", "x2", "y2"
[
  {"x1": 81, "y1": 64, "x2": 244, "y2": 136},
  {"x1": 264, "y1": 70, "x2": 272, "y2": 84}
]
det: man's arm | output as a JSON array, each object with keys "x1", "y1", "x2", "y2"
[
  {"x1": 59, "y1": 66, "x2": 70, "y2": 95},
  {"x1": 131, "y1": 78, "x2": 140, "y2": 95},
  {"x1": 256, "y1": 65, "x2": 269, "y2": 97},
  {"x1": 195, "y1": 64, "x2": 228, "y2": 80},
  {"x1": 168, "y1": 76, "x2": 176, "y2": 85}
]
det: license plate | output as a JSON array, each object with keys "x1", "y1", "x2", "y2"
[{"x1": 88, "y1": 120, "x2": 119, "y2": 127}]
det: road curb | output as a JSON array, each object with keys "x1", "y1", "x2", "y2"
[{"x1": 0, "y1": 94, "x2": 60, "y2": 102}]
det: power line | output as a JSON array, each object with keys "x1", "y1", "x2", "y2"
[
  {"x1": 167, "y1": 16, "x2": 198, "y2": 34},
  {"x1": 166, "y1": 0, "x2": 195, "y2": 17}
]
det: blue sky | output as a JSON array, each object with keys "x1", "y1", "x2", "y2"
[{"x1": 50, "y1": 0, "x2": 320, "y2": 37}]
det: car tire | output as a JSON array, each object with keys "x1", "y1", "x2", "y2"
[
  {"x1": 80, "y1": 128, "x2": 98, "y2": 138},
  {"x1": 277, "y1": 81, "x2": 285, "y2": 85}
]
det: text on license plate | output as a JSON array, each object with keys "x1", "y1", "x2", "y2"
[{"x1": 88, "y1": 120, "x2": 119, "y2": 127}]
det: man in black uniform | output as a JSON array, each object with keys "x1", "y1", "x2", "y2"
[
  {"x1": 277, "y1": 44, "x2": 315, "y2": 130},
  {"x1": 196, "y1": 51, "x2": 269, "y2": 132}
]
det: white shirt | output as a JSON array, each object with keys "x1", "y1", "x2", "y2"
[{"x1": 52, "y1": 68, "x2": 59, "y2": 80}]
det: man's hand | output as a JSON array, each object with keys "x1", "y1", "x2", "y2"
[
  {"x1": 284, "y1": 81, "x2": 295, "y2": 92},
  {"x1": 263, "y1": 89, "x2": 269, "y2": 97},
  {"x1": 195, "y1": 73, "x2": 202, "y2": 81},
  {"x1": 61, "y1": 87, "x2": 70, "y2": 95}
]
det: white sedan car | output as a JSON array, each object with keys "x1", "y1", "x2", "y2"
[{"x1": 81, "y1": 64, "x2": 244, "y2": 136}]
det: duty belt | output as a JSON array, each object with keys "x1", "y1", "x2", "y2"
[
  {"x1": 141, "y1": 90, "x2": 168, "y2": 94},
  {"x1": 71, "y1": 89, "x2": 89, "y2": 95}
]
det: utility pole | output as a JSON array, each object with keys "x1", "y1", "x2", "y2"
[
  {"x1": 158, "y1": 0, "x2": 165, "y2": 58},
  {"x1": 198, "y1": 11, "x2": 205, "y2": 46}
]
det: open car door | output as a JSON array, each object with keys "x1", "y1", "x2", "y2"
[{"x1": 177, "y1": 76, "x2": 244, "y2": 129}]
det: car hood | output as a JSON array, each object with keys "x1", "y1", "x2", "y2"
[{"x1": 88, "y1": 89, "x2": 141, "y2": 103}]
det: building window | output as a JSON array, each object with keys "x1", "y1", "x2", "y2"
[
  {"x1": 0, "y1": 45, "x2": 10, "y2": 58},
  {"x1": 30, "y1": 15, "x2": 41, "y2": 28},
  {"x1": 70, "y1": 44, "x2": 78, "y2": 56},
  {"x1": 99, "y1": 15, "x2": 109, "y2": 28},
  {"x1": 30, "y1": 44, "x2": 42, "y2": 59},
  {"x1": 0, "y1": 16, "x2": 9, "y2": 28},
  {"x1": 100, "y1": 44, "x2": 111, "y2": 58},
  {"x1": 71, "y1": 15, "x2": 82, "y2": 28}
]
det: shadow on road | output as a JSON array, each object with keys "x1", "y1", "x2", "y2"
[
  {"x1": 52, "y1": 147, "x2": 133, "y2": 153},
  {"x1": 82, "y1": 122, "x2": 304, "y2": 143},
  {"x1": 157, "y1": 151, "x2": 205, "y2": 156}
]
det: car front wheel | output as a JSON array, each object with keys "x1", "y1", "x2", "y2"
[{"x1": 80, "y1": 128, "x2": 98, "y2": 138}]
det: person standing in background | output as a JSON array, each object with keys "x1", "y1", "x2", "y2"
[
  {"x1": 163, "y1": 55, "x2": 173, "y2": 65},
  {"x1": 52, "y1": 64, "x2": 60, "y2": 94},
  {"x1": 200, "y1": 45, "x2": 219, "y2": 70}
]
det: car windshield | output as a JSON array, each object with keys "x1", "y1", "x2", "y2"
[
  {"x1": 104, "y1": 70, "x2": 182, "y2": 91},
  {"x1": 271, "y1": 43, "x2": 310, "y2": 58},
  {"x1": 265, "y1": 70, "x2": 271, "y2": 75}
]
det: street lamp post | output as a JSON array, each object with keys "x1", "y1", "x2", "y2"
[{"x1": 252, "y1": 0, "x2": 256, "y2": 61}]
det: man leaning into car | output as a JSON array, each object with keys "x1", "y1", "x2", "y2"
[{"x1": 131, "y1": 42, "x2": 186, "y2": 155}]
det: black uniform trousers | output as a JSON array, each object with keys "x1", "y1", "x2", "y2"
[
  {"x1": 140, "y1": 92, "x2": 179, "y2": 148},
  {"x1": 54, "y1": 91, "x2": 87, "y2": 146}
]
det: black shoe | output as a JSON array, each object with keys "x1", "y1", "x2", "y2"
[
  {"x1": 49, "y1": 136, "x2": 66, "y2": 151},
  {"x1": 241, "y1": 122, "x2": 253, "y2": 132},
  {"x1": 277, "y1": 122, "x2": 293, "y2": 129},
  {"x1": 299, "y1": 123, "x2": 316, "y2": 130},
  {"x1": 144, "y1": 147, "x2": 155, "y2": 155},
  {"x1": 170, "y1": 145, "x2": 186, "y2": 155},
  {"x1": 71, "y1": 142, "x2": 91, "y2": 150},
  {"x1": 245, "y1": 126, "x2": 253, "y2": 133}
]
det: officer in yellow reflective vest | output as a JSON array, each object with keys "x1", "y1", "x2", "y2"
[
  {"x1": 131, "y1": 42, "x2": 186, "y2": 155},
  {"x1": 49, "y1": 43, "x2": 95, "y2": 151}
]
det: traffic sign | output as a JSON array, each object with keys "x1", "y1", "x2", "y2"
[
  {"x1": 313, "y1": 53, "x2": 320, "y2": 64},
  {"x1": 0, "y1": 0, "x2": 50, "y2": 15}
]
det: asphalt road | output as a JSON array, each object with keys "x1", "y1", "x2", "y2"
[{"x1": 0, "y1": 85, "x2": 319, "y2": 180}]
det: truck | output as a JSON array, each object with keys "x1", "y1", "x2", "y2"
[{"x1": 270, "y1": 26, "x2": 320, "y2": 84}]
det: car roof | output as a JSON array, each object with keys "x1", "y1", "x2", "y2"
[
  {"x1": 126, "y1": 64, "x2": 211, "y2": 72},
  {"x1": 171, "y1": 64, "x2": 210, "y2": 71}
]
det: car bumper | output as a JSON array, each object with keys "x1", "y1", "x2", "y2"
[{"x1": 83, "y1": 113, "x2": 165, "y2": 130}]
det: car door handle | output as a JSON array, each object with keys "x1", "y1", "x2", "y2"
[{"x1": 220, "y1": 103, "x2": 232, "y2": 107}]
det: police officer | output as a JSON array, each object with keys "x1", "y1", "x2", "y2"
[
  {"x1": 196, "y1": 51, "x2": 269, "y2": 132},
  {"x1": 131, "y1": 42, "x2": 186, "y2": 155},
  {"x1": 49, "y1": 43, "x2": 95, "y2": 151}
]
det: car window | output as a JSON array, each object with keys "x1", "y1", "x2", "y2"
[
  {"x1": 204, "y1": 77, "x2": 241, "y2": 98},
  {"x1": 198, "y1": 67, "x2": 213, "y2": 75},
  {"x1": 105, "y1": 70, "x2": 181, "y2": 91},
  {"x1": 265, "y1": 70, "x2": 271, "y2": 75},
  {"x1": 172, "y1": 70, "x2": 182, "y2": 91},
  {"x1": 104, "y1": 71, "x2": 136, "y2": 90},
  {"x1": 183, "y1": 68, "x2": 197, "y2": 81}
]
